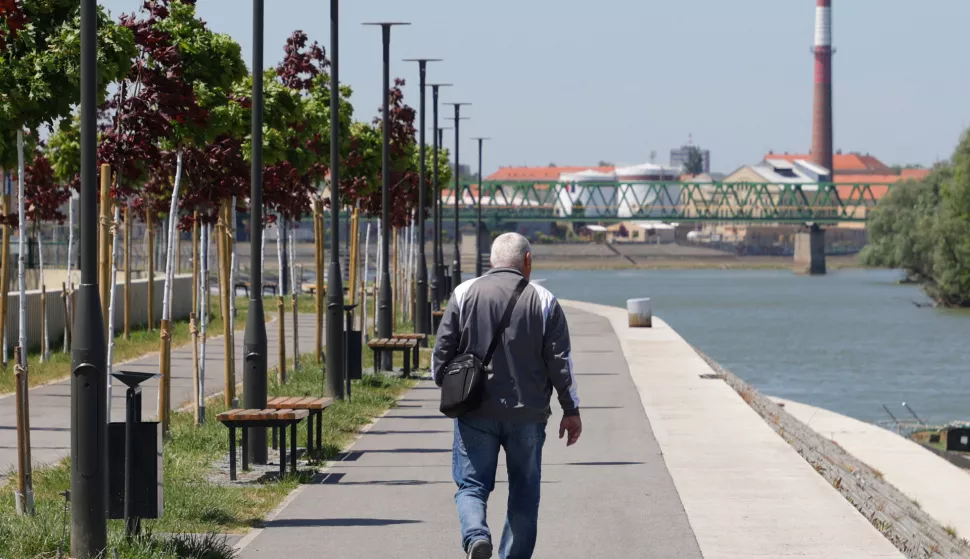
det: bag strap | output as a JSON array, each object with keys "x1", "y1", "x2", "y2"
[{"x1": 482, "y1": 278, "x2": 529, "y2": 368}]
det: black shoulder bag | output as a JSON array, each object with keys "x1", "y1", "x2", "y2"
[{"x1": 439, "y1": 279, "x2": 529, "y2": 418}]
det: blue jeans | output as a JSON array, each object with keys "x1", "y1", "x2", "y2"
[{"x1": 453, "y1": 417, "x2": 547, "y2": 559}]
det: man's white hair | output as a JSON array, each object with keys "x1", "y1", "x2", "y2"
[{"x1": 490, "y1": 232, "x2": 532, "y2": 270}]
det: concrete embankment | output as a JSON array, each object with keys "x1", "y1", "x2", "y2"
[{"x1": 774, "y1": 397, "x2": 970, "y2": 545}]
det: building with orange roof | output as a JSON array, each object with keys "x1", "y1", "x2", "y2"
[
  {"x1": 486, "y1": 165, "x2": 616, "y2": 182},
  {"x1": 762, "y1": 151, "x2": 893, "y2": 176}
]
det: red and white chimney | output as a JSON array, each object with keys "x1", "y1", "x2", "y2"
[{"x1": 811, "y1": 0, "x2": 833, "y2": 177}]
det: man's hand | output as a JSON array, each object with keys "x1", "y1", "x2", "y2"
[{"x1": 559, "y1": 415, "x2": 582, "y2": 447}]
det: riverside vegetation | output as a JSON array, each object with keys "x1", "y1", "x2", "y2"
[{"x1": 862, "y1": 128, "x2": 970, "y2": 308}]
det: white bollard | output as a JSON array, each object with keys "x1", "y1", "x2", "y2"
[{"x1": 627, "y1": 298, "x2": 652, "y2": 328}]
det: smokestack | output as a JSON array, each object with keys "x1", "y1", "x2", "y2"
[{"x1": 811, "y1": 0, "x2": 833, "y2": 177}]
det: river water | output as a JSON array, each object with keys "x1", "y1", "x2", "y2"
[{"x1": 540, "y1": 268, "x2": 970, "y2": 425}]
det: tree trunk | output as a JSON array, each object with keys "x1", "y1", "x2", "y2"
[
  {"x1": 16, "y1": 130, "x2": 28, "y2": 367},
  {"x1": 222, "y1": 203, "x2": 235, "y2": 401},
  {"x1": 314, "y1": 199, "x2": 324, "y2": 362},
  {"x1": 14, "y1": 346, "x2": 33, "y2": 515},
  {"x1": 123, "y1": 203, "x2": 131, "y2": 340},
  {"x1": 0, "y1": 194, "x2": 11, "y2": 368},
  {"x1": 37, "y1": 229, "x2": 48, "y2": 362},
  {"x1": 61, "y1": 282, "x2": 70, "y2": 353},
  {"x1": 289, "y1": 219, "x2": 299, "y2": 367},
  {"x1": 147, "y1": 212, "x2": 155, "y2": 332},
  {"x1": 228, "y1": 199, "x2": 237, "y2": 332},
  {"x1": 192, "y1": 213, "x2": 199, "y2": 332},
  {"x1": 276, "y1": 216, "x2": 286, "y2": 383},
  {"x1": 98, "y1": 163, "x2": 111, "y2": 338},
  {"x1": 217, "y1": 205, "x2": 234, "y2": 407},
  {"x1": 106, "y1": 206, "x2": 120, "y2": 410},
  {"x1": 64, "y1": 197, "x2": 75, "y2": 352},
  {"x1": 199, "y1": 224, "x2": 210, "y2": 422}
]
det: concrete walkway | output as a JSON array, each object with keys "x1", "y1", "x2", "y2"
[
  {"x1": 0, "y1": 312, "x2": 318, "y2": 473},
  {"x1": 237, "y1": 302, "x2": 907, "y2": 558},
  {"x1": 238, "y1": 306, "x2": 703, "y2": 558},
  {"x1": 775, "y1": 397, "x2": 970, "y2": 541}
]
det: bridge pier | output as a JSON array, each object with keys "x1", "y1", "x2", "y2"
[{"x1": 793, "y1": 224, "x2": 826, "y2": 275}]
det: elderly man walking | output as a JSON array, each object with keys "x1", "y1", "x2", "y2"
[{"x1": 433, "y1": 233, "x2": 582, "y2": 559}]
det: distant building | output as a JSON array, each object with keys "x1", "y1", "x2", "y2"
[
  {"x1": 451, "y1": 163, "x2": 471, "y2": 178},
  {"x1": 763, "y1": 151, "x2": 893, "y2": 176},
  {"x1": 670, "y1": 145, "x2": 711, "y2": 174}
]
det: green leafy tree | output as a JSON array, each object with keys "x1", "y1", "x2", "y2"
[
  {"x1": 684, "y1": 146, "x2": 705, "y2": 175},
  {"x1": 0, "y1": 1, "x2": 135, "y2": 167},
  {"x1": 862, "y1": 129, "x2": 970, "y2": 307}
]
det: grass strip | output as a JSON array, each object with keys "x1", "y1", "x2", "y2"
[{"x1": 0, "y1": 356, "x2": 416, "y2": 559}]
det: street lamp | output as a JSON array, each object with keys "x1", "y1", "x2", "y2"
[
  {"x1": 326, "y1": 0, "x2": 345, "y2": 399},
  {"x1": 445, "y1": 103, "x2": 471, "y2": 290},
  {"x1": 363, "y1": 21, "x2": 410, "y2": 370},
  {"x1": 471, "y1": 137, "x2": 490, "y2": 277},
  {"x1": 403, "y1": 59, "x2": 442, "y2": 336},
  {"x1": 243, "y1": 0, "x2": 269, "y2": 465},
  {"x1": 73, "y1": 0, "x2": 109, "y2": 556},
  {"x1": 427, "y1": 84, "x2": 450, "y2": 310},
  {"x1": 434, "y1": 124, "x2": 453, "y2": 301}
]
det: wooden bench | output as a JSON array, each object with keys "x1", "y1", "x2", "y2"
[
  {"x1": 267, "y1": 397, "x2": 333, "y2": 456},
  {"x1": 367, "y1": 338, "x2": 419, "y2": 378},
  {"x1": 391, "y1": 333, "x2": 427, "y2": 370},
  {"x1": 234, "y1": 282, "x2": 278, "y2": 297},
  {"x1": 304, "y1": 285, "x2": 350, "y2": 297},
  {"x1": 432, "y1": 310, "x2": 445, "y2": 331},
  {"x1": 216, "y1": 408, "x2": 309, "y2": 480}
]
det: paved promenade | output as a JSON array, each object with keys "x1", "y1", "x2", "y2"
[
  {"x1": 238, "y1": 306, "x2": 703, "y2": 558},
  {"x1": 238, "y1": 302, "x2": 904, "y2": 558},
  {"x1": 0, "y1": 313, "x2": 318, "y2": 473}
]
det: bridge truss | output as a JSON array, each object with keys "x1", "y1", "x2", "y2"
[{"x1": 438, "y1": 181, "x2": 890, "y2": 223}]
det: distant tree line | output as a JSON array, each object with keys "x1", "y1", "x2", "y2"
[{"x1": 861, "y1": 129, "x2": 970, "y2": 307}]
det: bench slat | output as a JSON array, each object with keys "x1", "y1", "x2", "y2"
[{"x1": 307, "y1": 397, "x2": 334, "y2": 410}]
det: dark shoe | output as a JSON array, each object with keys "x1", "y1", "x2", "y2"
[{"x1": 467, "y1": 539, "x2": 493, "y2": 559}]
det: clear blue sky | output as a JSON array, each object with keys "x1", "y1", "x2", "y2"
[{"x1": 100, "y1": 0, "x2": 970, "y2": 175}]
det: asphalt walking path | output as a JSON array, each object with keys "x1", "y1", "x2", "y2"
[
  {"x1": 0, "y1": 311, "x2": 319, "y2": 474},
  {"x1": 238, "y1": 306, "x2": 703, "y2": 559}
]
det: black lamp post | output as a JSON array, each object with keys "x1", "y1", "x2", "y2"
[
  {"x1": 434, "y1": 124, "x2": 452, "y2": 302},
  {"x1": 428, "y1": 85, "x2": 450, "y2": 310},
  {"x1": 445, "y1": 103, "x2": 471, "y2": 290},
  {"x1": 243, "y1": 0, "x2": 269, "y2": 465},
  {"x1": 403, "y1": 59, "x2": 441, "y2": 336},
  {"x1": 364, "y1": 21, "x2": 410, "y2": 370},
  {"x1": 471, "y1": 137, "x2": 490, "y2": 277},
  {"x1": 73, "y1": 0, "x2": 109, "y2": 556},
  {"x1": 326, "y1": 0, "x2": 345, "y2": 399}
]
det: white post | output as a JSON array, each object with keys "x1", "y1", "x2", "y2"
[{"x1": 627, "y1": 298, "x2": 652, "y2": 328}]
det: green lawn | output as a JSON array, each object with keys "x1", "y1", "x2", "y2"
[{"x1": 0, "y1": 356, "x2": 416, "y2": 559}]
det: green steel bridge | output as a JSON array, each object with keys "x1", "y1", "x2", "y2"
[{"x1": 438, "y1": 181, "x2": 891, "y2": 224}]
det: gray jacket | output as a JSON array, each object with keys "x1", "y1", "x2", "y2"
[{"x1": 433, "y1": 268, "x2": 580, "y2": 423}]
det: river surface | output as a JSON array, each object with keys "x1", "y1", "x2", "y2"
[{"x1": 540, "y1": 268, "x2": 970, "y2": 425}]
